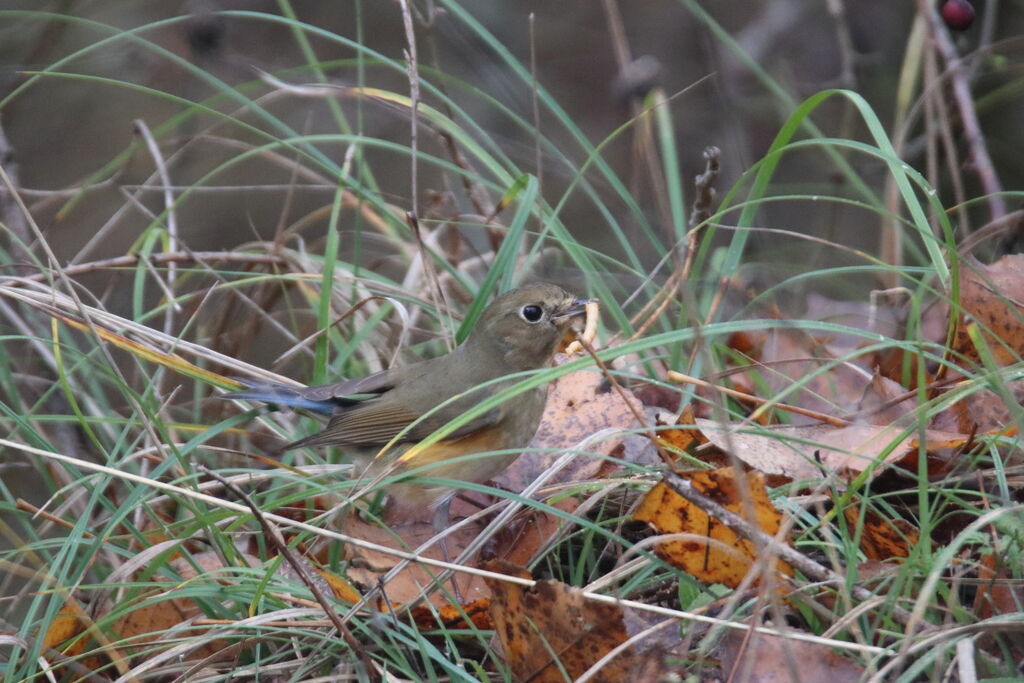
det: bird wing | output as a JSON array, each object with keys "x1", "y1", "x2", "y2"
[
  {"x1": 285, "y1": 351, "x2": 521, "y2": 451},
  {"x1": 286, "y1": 388, "x2": 503, "y2": 450},
  {"x1": 322, "y1": 402, "x2": 424, "y2": 446}
]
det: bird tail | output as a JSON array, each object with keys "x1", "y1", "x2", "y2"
[{"x1": 220, "y1": 380, "x2": 336, "y2": 417}]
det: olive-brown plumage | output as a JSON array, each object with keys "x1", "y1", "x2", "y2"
[{"x1": 225, "y1": 283, "x2": 590, "y2": 512}]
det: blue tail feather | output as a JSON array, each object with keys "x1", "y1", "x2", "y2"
[{"x1": 221, "y1": 380, "x2": 336, "y2": 416}]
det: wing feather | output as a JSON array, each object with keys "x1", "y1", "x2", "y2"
[{"x1": 286, "y1": 398, "x2": 503, "y2": 450}]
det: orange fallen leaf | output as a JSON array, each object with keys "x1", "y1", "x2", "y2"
[
  {"x1": 974, "y1": 552, "x2": 1024, "y2": 618},
  {"x1": 410, "y1": 598, "x2": 492, "y2": 631},
  {"x1": 655, "y1": 404, "x2": 701, "y2": 456},
  {"x1": 312, "y1": 566, "x2": 362, "y2": 603},
  {"x1": 633, "y1": 468, "x2": 792, "y2": 587},
  {"x1": 843, "y1": 504, "x2": 919, "y2": 560},
  {"x1": 972, "y1": 552, "x2": 1024, "y2": 659},
  {"x1": 43, "y1": 596, "x2": 92, "y2": 658}
]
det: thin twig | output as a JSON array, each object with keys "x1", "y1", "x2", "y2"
[
  {"x1": 579, "y1": 338, "x2": 674, "y2": 467},
  {"x1": 625, "y1": 270, "x2": 684, "y2": 343},
  {"x1": 405, "y1": 211, "x2": 451, "y2": 350}
]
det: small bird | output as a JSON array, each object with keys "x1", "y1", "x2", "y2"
[{"x1": 224, "y1": 283, "x2": 591, "y2": 519}]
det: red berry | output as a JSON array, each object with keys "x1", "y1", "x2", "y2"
[{"x1": 941, "y1": 0, "x2": 975, "y2": 31}]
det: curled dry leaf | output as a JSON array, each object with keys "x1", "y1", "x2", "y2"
[
  {"x1": 310, "y1": 566, "x2": 362, "y2": 603},
  {"x1": 633, "y1": 468, "x2": 792, "y2": 587},
  {"x1": 853, "y1": 370, "x2": 916, "y2": 424},
  {"x1": 726, "y1": 299, "x2": 914, "y2": 425},
  {"x1": 737, "y1": 327, "x2": 878, "y2": 423},
  {"x1": 696, "y1": 418, "x2": 968, "y2": 481}
]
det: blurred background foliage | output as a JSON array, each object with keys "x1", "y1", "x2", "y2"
[{"x1": 2, "y1": 0, "x2": 1019, "y2": 283}]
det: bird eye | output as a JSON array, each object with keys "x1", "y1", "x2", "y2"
[{"x1": 520, "y1": 304, "x2": 544, "y2": 322}]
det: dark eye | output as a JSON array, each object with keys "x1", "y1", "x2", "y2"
[{"x1": 520, "y1": 304, "x2": 543, "y2": 322}]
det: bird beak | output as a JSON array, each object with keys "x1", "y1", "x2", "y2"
[{"x1": 554, "y1": 297, "x2": 597, "y2": 320}]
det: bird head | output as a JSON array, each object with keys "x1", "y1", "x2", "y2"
[{"x1": 469, "y1": 283, "x2": 593, "y2": 370}]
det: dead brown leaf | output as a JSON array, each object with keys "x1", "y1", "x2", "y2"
[
  {"x1": 482, "y1": 560, "x2": 641, "y2": 681},
  {"x1": 718, "y1": 626, "x2": 865, "y2": 683},
  {"x1": 696, "y1": 418, "x2": 967, "y2": 480},
  {"x1": 853, "y1": 370, "x2": 916, "y2": 424},
  {"x1": 343, "y1": 514, "x2": 490, "y2": 606},
  {"x1": 311, "y1": 566, "x2": 362, "y2": 603},
  {"x1": 751, "y1": 327, "x2": 870, "y2": 421},
  {"x1": 729, "y1": 315, "x2": 913, "y2": 426},
  {"x1": 931, "y1": 380, "x2": 1024, "y2": 434},
  {"x1": 342, "y1": 496, "x2": 582, "y2": 608},
  {"x1": 633, "y1": 468, "x2": 792, "y2": 587},
  {"x1": 973, "y1": 552, "x2": 1024, "y2": 660},
  {"x1": 42, "y1": 596, "x2": 92, "y2": 660},
  {"x1": 496, "y1": 498, "x2": 582, "y2": 568},
  {"x1": 112, "y1": 551, "x2": 258, "y2": 662},
  {"x1": 496, "y1": 362, "x2": 650, "y2": 492},
  {"x1": 954, "y1": 254, "x2": 1024, "y2": 367}
]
